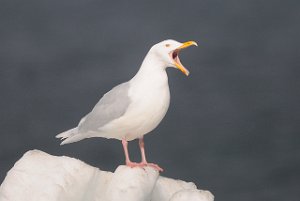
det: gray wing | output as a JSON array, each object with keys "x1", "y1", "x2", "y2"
[{"x1": 78, "y1": 82, "x2": 131, "y2": 132}]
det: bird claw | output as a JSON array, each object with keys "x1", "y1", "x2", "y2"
[
  {"x1": 144, "y1": 163, "x2": 164, "y2": 172},
  {"x1": 126, "y1": 161, "x2": 163, "y2": 172},
  {"x1": 126, "y1": 161, "x2": 142, "y2": 168}
]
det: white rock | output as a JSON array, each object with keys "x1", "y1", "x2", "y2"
[
  {"x1": 0, "y1": 150, "x2": 112, "y2": 201},
  {"x1": 105, "y1": 166, "x2": 158, "y2": 201},
  {"x1": 170, "y1": 189, "x2": 214, "y2": 201},
  {"x1": 151, "y1": 176, "x2": 197, "y2": 201},
  {"x1": 0, "y1": 150, "x2": 214, "y2": 201}
]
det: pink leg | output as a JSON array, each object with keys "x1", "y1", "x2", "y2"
[
  {"x1": 139, "y1": 137, "x2": 147, "y2": 164},
  {"x1": 139, "y1": 137, "x2": 163, "y2": 172},
  {"x1": 122, "y1": 139, "x2": 139, "y2": 167},
  {"x1": 122, "y1": 139, "x2": 135, "y2": 167}
]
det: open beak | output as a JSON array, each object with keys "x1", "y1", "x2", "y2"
[{"x1": 170, "y1": 41, "x2": 198, "y2": 76}]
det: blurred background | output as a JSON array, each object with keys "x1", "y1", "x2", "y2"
[{"x1": 0, "y1": 0, "x2": 299, "y2": 200}]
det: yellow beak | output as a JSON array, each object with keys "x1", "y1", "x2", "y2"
[
  {"x1": 178, "y1": 41, "x2": 198, "y2": 49},
  {"x1": 173, "y1": 41, "x2": 198, "y2": 76}
]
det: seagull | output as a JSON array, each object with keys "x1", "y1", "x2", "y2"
[{"x1": 56, "y1": 39, "x2": 197, "y2": 171}]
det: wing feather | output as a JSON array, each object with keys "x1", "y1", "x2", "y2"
[{"x1": 78, "y1": 82, "x2": 131, "y2": 132}]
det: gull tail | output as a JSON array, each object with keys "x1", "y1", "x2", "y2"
[{"x1": 56, "y1": 127, "x2": 84, "y2": 145}]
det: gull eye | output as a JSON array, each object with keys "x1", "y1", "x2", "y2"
[{"x1": 165, "y1": 44, "x2": 170, "y2": 47}]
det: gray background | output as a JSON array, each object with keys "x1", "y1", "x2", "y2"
[{"x1": 1, "y1": 0, "x2": 299, "y2": 200}]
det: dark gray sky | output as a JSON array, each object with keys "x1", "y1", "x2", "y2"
[{"x1": 1, "y1": 0, "x2": 299, "y2": 200}]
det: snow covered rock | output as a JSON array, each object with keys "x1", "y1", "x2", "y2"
[
  {"x1": 152, "y1": 176, "x2": 197, "y2": 201},
  {"x1": 170, "y1": 189, "x2": 214, "y2": 201},
  {"x1": 105, "y1": 166, "x2": 158, "y2": 201},
  {"x1": 0, "y1": 150, "x2": 113, "y2": 201},
  {"x1": 0, "y1": 150, "x2": 214, "y2": 201}
]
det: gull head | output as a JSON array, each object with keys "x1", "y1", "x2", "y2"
[{"x1": 149, "y1": 39, "x2": 198, "y2": 76}]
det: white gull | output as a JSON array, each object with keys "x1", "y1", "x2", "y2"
[{"x1": 56, "y1": 39, "x2": 197, "y2": 171}]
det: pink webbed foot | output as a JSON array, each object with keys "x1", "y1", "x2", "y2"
[
  {"x1": 126, "y1": 161, "x2": 144, "y2": 168},
  {"x1": 123, "y1": 138, "x2": 163, "y2": 172},
  {"x1": 143, "y1": 162, "x2": 164, "y2": 172},
  {"x1": 126, "y1": 161, "x2": 163, "y2": 172}
]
